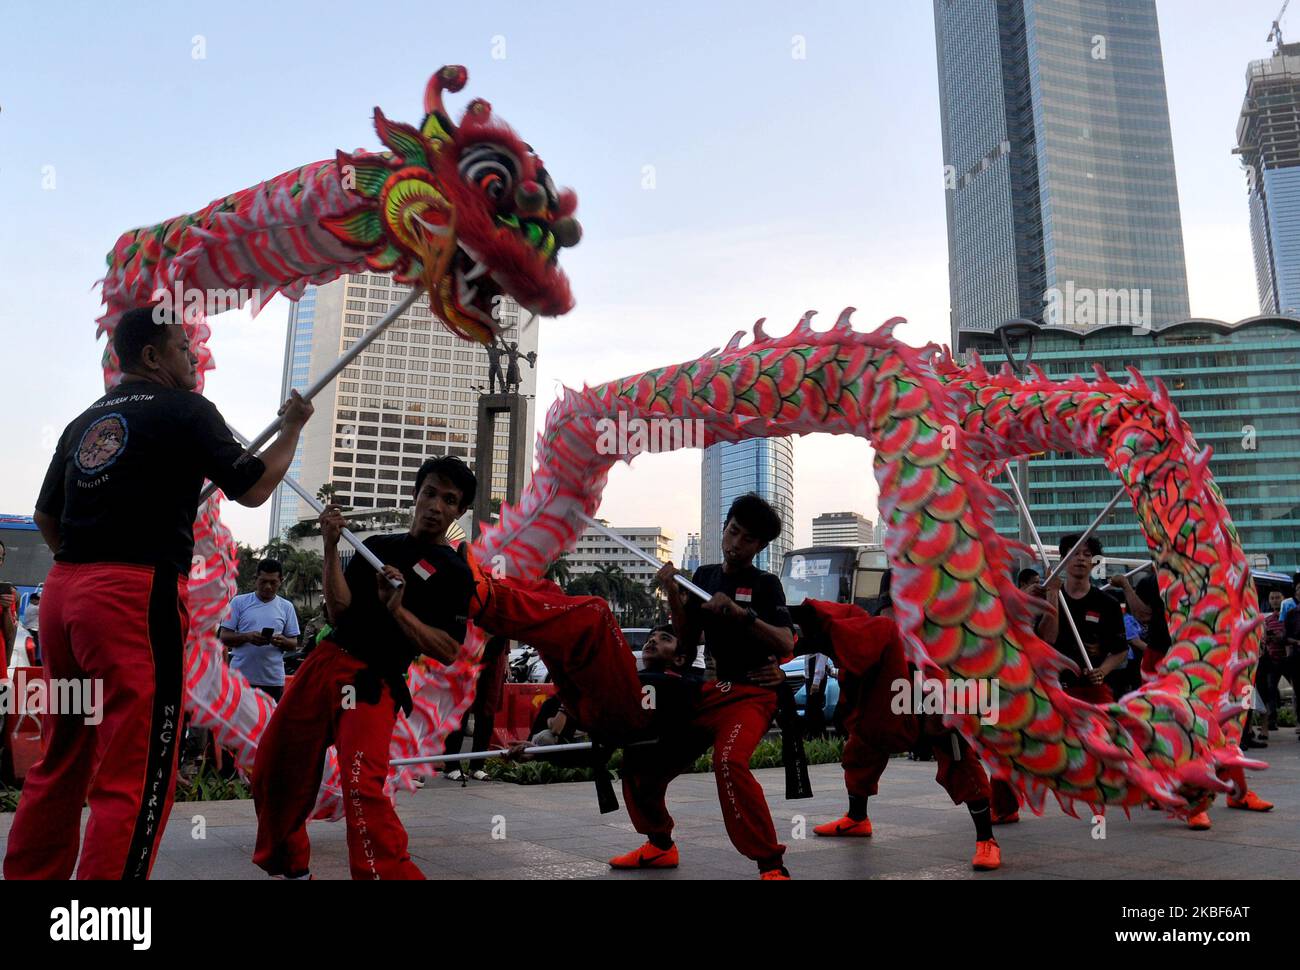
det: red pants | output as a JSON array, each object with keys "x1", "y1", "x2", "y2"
[
  {"x1": 621, "y1": 683, "x2": 785, "y2": 867},
  {"x1": 842, "y1": 721, "x2": 991, "y2": 806},
  {"x1": 990, "y1": 779, "x2": 1021, "y2": 816},
  {"x1": 4, "y1": 562, "x2": 188, "y2": 880},
  {"x1": 252, "y1": 641, "x2": 423, "y2": 880},
  {"x1": 474, "y1": 577, "x2": 649, "y2": 739},
  {"x1": 795, "y1": 601, "x2": 990, "y2": 808}
]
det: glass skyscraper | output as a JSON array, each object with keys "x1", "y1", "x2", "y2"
[
  {"x1": 700, "y1": 438, "x2": 795, "y2": 574},
  {"x1": 1237, "y1": 44, "x2": 1300, "y2": 315},
  {"x1": 935, "y1": 0, "x2": 1190, "y2": 345},
  {"x1": 268, "y1": 286, "x2": 317, "y2": 540}
]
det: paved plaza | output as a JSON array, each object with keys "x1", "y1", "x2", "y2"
[{"x1": 4, "y1": 740, "x2": 1295, "y2": 880}]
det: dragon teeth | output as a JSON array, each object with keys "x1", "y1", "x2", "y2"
[{"x1": 464, "y1": 260, "x2": 489, "y2": 282}]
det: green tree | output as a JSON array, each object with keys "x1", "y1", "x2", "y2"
[
  {"x1": 544, "y1": 553, "x2": 572, "y2": 588},
  {"x1": 316, "y1": 482, "x2": 339, "y2": 504},
  {"x1": 281, "y1": 548, "x2": 323, "y2": 612},
  {"x1": 234, "y1": 542, "x2": 262, "y2": 594},
  {"x1": 261, "y1": 538, "x2": 296, "y2": 568}
]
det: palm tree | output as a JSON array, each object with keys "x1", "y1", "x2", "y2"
[
  {"x1": 234, "y1": 542, "x2": 262, "y2": 594},
  {"x1": 545, "y1": 553, "x2": 573, "y2": 588},
  {"x1": 621, "y1": 580, "x2": 655, "y2": 626},
  {"x1": 279, "y1": 548, "x2": 323, "y2": 612},
  {"x1": 594, "y1": 564, "x2": 626, "y2": 615},
  {"x1": 261, "y1": 538, "x2": 296, "y2": 566},
  {"x1": 316, "y1": 482, "x2": 339, "y2": 504}
]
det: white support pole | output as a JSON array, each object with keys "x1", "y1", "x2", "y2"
[
  {"x1": 228, "y1": 427, "x2": 401, "y2": 589},
  {"x1": 200, "y1": 286, "x2": 424, "y2": 501},
  {"x1": 391, "y1": 741, "x2": 595, "y2": 767},
  {"x1": 575, "y1": 512, "x2": 711, "y2": 602},
  {"x1": 1004, "y1": 467, "x2": 1053, "y2": 575},
  {"x1": 1003, "y1": 468, "x2": 1093, "y2": 670},
  {"x1": 1042, "y1": 487, "x2": 1128, "y2": 588},
  {"x1": 392, "y1": 736, "x2": 659, "y2": 768}
]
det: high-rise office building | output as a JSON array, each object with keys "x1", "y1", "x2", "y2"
[
  {"x1": 934, "y1": 0, "x2": 1190, "y2": 346},
  {"x1": 700, "y1": 438, "x2": 795, "y2": 573},
  {"x1": 683, "y1": 533, "x2": 701, "y2": 574},
  {"x1": 268, "y1": 276, "x2": 537, "y2": 539},
  {"x1": 1237, "y1": 43, "x2": 1300, "y2": 315},
  {"x1": 811, "y1": 511, "x2": 875, "y2": 546}
]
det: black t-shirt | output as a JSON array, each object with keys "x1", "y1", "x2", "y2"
[
  {"x1": 1135, "y1": 574, "x2": 1172, "y2": 654},
  {"x1": 326, "y1": 534, "x2": 473, "y2": 714},
  {"x1": 685, "y1": 563, "x2": 794, "y2": 684},
  {"x1": 35, "y1": 380, "x2": 265, "y2": 575},
  {"x1": 1054, "y1": 585, "x2": 1127, "y2": 687}
]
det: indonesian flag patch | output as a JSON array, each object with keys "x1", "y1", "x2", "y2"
[
  {"x1": 413, "y1": 559, "x2": 436, "y2": 581},
  {"x1": 1085, "y1": 611, "x2": 1100, "y2": 623},
  {"x1": 736, "y1": 588, "x2": 753, "y2": 603}
]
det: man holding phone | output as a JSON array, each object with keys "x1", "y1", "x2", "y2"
[{"x1": 219, "y1": 559, "x2": 301, "y2": 701}]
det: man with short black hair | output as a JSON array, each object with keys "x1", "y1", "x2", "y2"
[
  {"x1": 219, "y1": 558, "x2": 301, "y2": 701},
  {"x1": 5, "y1": 303, "x2": 311, "y2": 880},
  {"x1": 1016, "y1": 567, "x2": 1041, "y2": 589},
  {"x1": 1052, "y1": 534, "x2": 1127, "y2": 703},
  {"x1": 252, "y1": 456, "x2": 479, "y2": 880},
  {"x1": 1279, "y1": 572, "x2": 1300, "y2": 625},
  {"x1": 640, "y1": 623, "x2": 694, "y2": 673},
  {"x1": 612, "y1": 492, "x2": 796, "y2": 880}
]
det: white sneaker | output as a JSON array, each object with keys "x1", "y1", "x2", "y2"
[
  {"x1": 471, "y1": 769, "x2": 490, "y2": 781},
  {"x1": 446, "y1": 769, "x2": 464, "y2": 781}
]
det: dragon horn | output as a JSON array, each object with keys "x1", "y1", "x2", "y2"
[{"x1": 424, "y1": 65, "x2": 469, "y2": 121}]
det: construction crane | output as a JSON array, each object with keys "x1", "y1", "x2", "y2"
[{"x1": 1269, "y1": 0, "x2": 1291, "y2": 47}]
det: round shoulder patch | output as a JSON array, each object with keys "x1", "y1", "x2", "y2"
[{"x1": 75, "y1": 412, "x2": 129, "y2": 475}]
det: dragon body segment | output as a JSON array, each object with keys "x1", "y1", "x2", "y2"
[
  {"x1": 86, "y1": 62, "x2": 1254, "y2": 821},
  {"x1": 475, "y1": 310, "x2": 1260, "y2": 814}
]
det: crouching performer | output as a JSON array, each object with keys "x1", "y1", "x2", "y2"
[{"x1": 791, "y1": 599, "x2": 1005, "y2": 871}]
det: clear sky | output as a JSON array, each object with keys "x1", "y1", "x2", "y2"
[{"x1": 0, "y1": 0, "x2": 1282, "y2": 558}]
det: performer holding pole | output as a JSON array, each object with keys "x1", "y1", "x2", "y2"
[
  {"x1": 251, "y1": 456, "x2": 482, "y2": 880},
  {"x1": 610, "y1": 493, "x2": 798, "y2": 880},
  {"x1": 228, "y1": 427, "x2": 398, "y2": 587},
  {"x1": 5, "y1": 304, "x2": 313, "y2": 880}
]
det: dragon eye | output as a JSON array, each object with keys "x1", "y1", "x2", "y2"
[{"x1": 459, "y1": 145, "x2": 518, "y2": 205}]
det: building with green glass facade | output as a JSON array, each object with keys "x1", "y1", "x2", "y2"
[{"x1": 964, "y1": 318, "x2": 1300, "y2": 573}]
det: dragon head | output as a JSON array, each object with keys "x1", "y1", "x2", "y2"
[{"x1": 324, "y1": 65, "x2": 581, "y2": 343}]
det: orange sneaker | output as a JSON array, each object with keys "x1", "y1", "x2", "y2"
[
  {"x1": 1227, "y1": 791, "x2": 1273, "y2": 812},
  {"x1": 759, "y1": 868, "x2": 791, "y2": 880},
  {"x1": 972, "y1": 838, "x2": 1001, "y2": 870},
  {"x1": 813, "y1": 815, "x2": 873, "y2": 837},
  {"x1": 1187, "y1": 811, "x2": 1212, "y2": 830},
  {"x1": 608, "y1": 841, "x2": 679, "y2": 869},
  {"x1": 991, "y1": 809, "x2": 1020, "y2": 825}
]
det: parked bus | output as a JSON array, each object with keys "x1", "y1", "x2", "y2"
[
  {"x1": 0, "y1": 514, "x2": 54, "y2": 612},
  {"x1": 780, "y1": 544, "x2": 891, "y2": 612},
  {"x1": 780, "y1": 541, "x2": 1290, "y2": 615}
]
